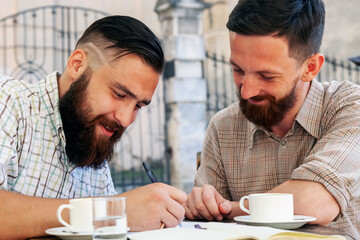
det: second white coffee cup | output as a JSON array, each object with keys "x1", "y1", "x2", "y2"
[
  {"x1": 57, "y1": 198, "x2": 93, "y2": 232},
  {"x1": 239, "y1": 193, "x2": 294, "y2": 222}
]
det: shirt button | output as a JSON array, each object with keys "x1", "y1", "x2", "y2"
[{"x1": 281, "y1": 140, "x2": 286, "y2": 146}]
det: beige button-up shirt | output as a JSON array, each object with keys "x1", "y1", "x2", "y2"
[{"x1": 195, "y1": 80, "x2": 360, "y2": 239}]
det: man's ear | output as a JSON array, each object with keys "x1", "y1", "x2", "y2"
[
  {"x1": 66, "y1": 49, "x2": 89, "y2": 81},
  {"x1": 301, "y1": 53, "x2": 325, "y2": 82}
]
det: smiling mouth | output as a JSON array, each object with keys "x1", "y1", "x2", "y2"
[
  {"x1": 99, "y1": 123, "x2": 118, "y2": 137},
  {"x1": 248, "y1": 98, "x2": 269, "y2": 105}
]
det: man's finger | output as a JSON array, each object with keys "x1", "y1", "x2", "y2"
[
  {"x1": 164, "y1": 196, "x2": 185, "y2": 222},
  {"x1": 219, "y1": 200, "x2": 232, "y2": 216},
  {"x1": 184, "y1": 204, "x2": 195, "y2": 220},
  {"x1": 192, "y1": 187, "x2": 215, "y2": 220},
  {"x1": 202, "y1": 186, "x2": 223, "y2": 220},
  {"x1": 163, "y1": 183, "x2": 187, "y2": 205},
  {"x1": 160, "y1": 209, "x2": 181, "y2": 228},
  {"x1": 186, "y1": 189, "x2": 204, "y2": 219}
]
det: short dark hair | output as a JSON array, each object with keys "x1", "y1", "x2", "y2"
[
  {"x1": 227, "y1": 0, "x2": 325, "y2": 63},
  {"x1": 76, "y1": 15, "x2": 164, "y2": 73}
]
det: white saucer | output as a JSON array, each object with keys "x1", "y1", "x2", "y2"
[
  {"x1": 234, "y1": 215, "x2": 316, "y2": 230},
  {"x1": 45, "y1": 227, "x2": 92, "y2": 240},
  {"x1": 45, "y1": 227, "x2": 130, "y2": 240}
]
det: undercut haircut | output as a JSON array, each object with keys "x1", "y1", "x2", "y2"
[
  {"x1": 227, "y1": 0, "x2": 325, "y2": 63},
  {"x1": 75, "y1": 15, "x2": 164, "y2": 73}
]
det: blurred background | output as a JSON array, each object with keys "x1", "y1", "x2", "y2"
[{"x1": 0, "y1": 0, "x2": 359, "y2": 193}]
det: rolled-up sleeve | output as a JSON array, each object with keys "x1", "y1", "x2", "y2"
[{"x1": 292, "y1": 84, "x2": 360, "y2": 213}]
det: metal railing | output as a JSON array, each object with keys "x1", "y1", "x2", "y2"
[
  {"x1": 203, "y1": 52, "x2": 236, "y2": 122},
  {"x1": 318, "y1": 56, "x2": 360, "y2": 84}
]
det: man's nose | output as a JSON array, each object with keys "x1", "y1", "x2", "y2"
[
  {"x1": 240, "y1": 75, "x2": 261, "y2": 100},
  {"x1": 114, "y1": 105, "x2": 136, "y2": 128}
]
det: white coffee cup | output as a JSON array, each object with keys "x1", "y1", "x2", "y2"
[
  {"x1": 239, "y1": 193, "x2": 294, "y2": 222},
  {"x1": 57, "y1": 198, "x2": 93, "y2": 232}
]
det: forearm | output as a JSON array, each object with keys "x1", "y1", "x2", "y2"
[
  {"x1": 225, "y1": 180, "x2": 340, "y2": 224},
  {"x1": 268, "y1": 180, "x2": 340, "y2": 225},
  {"x1": 0, "y1": 190, "x2": 68, "y2": 239}
]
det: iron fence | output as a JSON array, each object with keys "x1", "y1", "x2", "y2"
[
  {"x1": 204, "y1": 51, "x2": 360, "y2": 121},
  {"x1": 203, "y1": 52, "x2": 236, "y2": 122},
  {"x1": 318, "y1": 56, "x2": 360, "y2": 84},
  {"x1": 0, "y1": 5, "x2": 169, "y2": 193}
]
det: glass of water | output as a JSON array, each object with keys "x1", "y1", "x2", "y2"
[{"x1": 92, "y1": 197, "x2": 127, "y2": 240}]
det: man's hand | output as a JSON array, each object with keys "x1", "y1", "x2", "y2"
[
  {"x1": 185, "y1": 184, "x2": 232, "y2": 221},
  {"x1": 119, "y1": 183, "x2": 187, "y2": 231}
]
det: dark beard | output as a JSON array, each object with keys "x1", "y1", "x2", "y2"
[
  {"x1": 59, "y1": 69, "x2": 125, "y2": 169},
  {"x1": 238, "y1": 83, "x2": 297, "y2": 129}
]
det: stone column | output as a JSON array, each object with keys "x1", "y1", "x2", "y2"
[{"x1": 155, "y1": 0, "x2": 207, "y2": 192}]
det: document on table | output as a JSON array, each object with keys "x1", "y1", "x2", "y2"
[{"x1": 128, "y1": 221, "x2": 346, "y2": 240}]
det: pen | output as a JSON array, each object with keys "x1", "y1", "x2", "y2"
[
  {"x1": 142, "y1": 161, "x2": 163, "y2": 229},
  {"x1": 142, "y1": 161, "x2": 158, "y2": 183},
  {"x1": 141, "y1": 161, "x2": 183, "y2": 228}
]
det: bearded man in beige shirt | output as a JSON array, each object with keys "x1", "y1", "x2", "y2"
[{"x1": 185, "y1": 0, "x2": 360, "y2": 239}]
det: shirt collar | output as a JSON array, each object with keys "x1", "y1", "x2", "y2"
[
  {"x1": 40, "y1": 71, "x2": 64, "y2": 145},
  {"x1": 248, "y1": 121, "x2": 277, "y2": 149},
  {"x1": 248, "y1": 121, "x2": 257, "y2": 149},
  {"x1": 295, "y1": 79, "x2": 323, "y2": 139}
]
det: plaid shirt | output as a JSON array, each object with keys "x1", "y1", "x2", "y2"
[
  {"x1": 0, "y1": 72, "x2": 116, "y2": 198},
  {"x1": 195, "y1": 80, "x2": 360, "y2": 239}
]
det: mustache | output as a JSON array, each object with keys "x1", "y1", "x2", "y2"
[
  {"x1": 237, "y1": 87, "x2": 275, "y2": 102},
  {"x1": 249, "y1": 94, "x2": 273, "y2": 102},
  {"x1": 85, "y1": 115, "x2": 123, "y2": 131}
]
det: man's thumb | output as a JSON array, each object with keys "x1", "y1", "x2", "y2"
[{"x1": 219, "y1": 200, "x2": 232, "y2": 215}]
